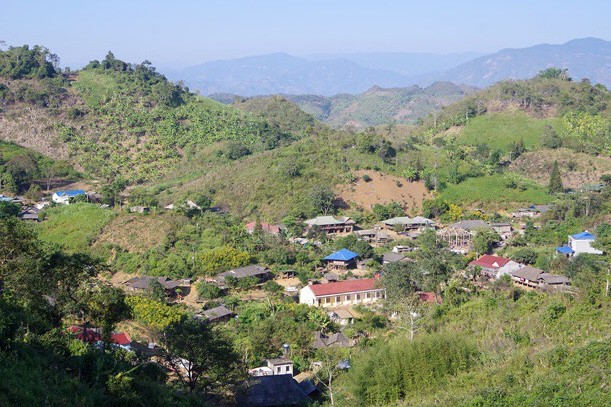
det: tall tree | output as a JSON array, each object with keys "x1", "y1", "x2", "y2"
[
  {"x1": 548, "y1": 160, "x2": 564, "y2": 193},
  {"x1": 161, "y1": 317, "x2": 242, "y2": 393}
]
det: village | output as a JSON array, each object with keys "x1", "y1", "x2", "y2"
[{"x1": 2, "y1": 183, "x2": 607, "y2": 406}]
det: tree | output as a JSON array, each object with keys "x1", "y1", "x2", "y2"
[
  {"x1": 197, "y1": 282, "x2": 222, "y2": 300},
  {"x1": 262, "y1": 280, "x2": 284, "y2": 295},
  {"x1": 313, "y1": 348, "x2": 349, "y2": 407},
  {"x1": 149, "y1": 279, "x2": 167, "y2": 303},
  {"x1": 0, "y1": 201, "x2": 19, "y2": 219},
  {"x1": 537, "y1": 67, "x2": 571, "y2": 81},
  {"x1": 161, "y1": 317, "x2": 242, "y2": 392},
  {"x1": 372, "y1": 202, "x2": 404, "y2": 221},
  {"x1": 511, "y1": 248, "x2": 538, "y2": 265},
  {"x1": 308, "y1": 185, "x2": 337, "y2": 215},
  {"x1": 548, "y1": 160, "x2": 564, "y2": 193},
  {"x1": 540, "y1": 125, "x2": 562, "y2": 149},
  {"x1": 473, "y1": 229, "x2": 500, "y2": 255},
  {"x1": 382, "y1": 262, "x2": 417, "y2": 301}
]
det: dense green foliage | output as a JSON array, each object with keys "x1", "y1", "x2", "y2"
[{"x1": 0, "y1": 45, "x2": 58, "y2": 79}]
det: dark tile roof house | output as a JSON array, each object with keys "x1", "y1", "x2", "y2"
[
  {"x1": 216, "y1": 265, "x2": 271, "y2": 284},
  {"x1": 201, "y1": 305, "x2": 234, "y2": 322},
  {"x1": 313, "y1": 331, "x2": 352, "y2": 349},
  {"x1": 510, "y1": 266, "x2": 570, "y2": 288},
  {"x1": 125, "y1": 276, "x2": 181, "y2": 291},
  {"x1": 245, "y1": 221, "x2": 283, "y2": 235},
  {"x1": 451, "y1": 219, "x2": 489, "y2": 232},
  {"x1": 239, "y1": 374, "x2": 311, "y2": 407},
  {"x1": 382, "y1": 252, "x2": 406, "y2": 263}
]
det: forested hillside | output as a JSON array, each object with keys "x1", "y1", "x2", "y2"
[{"x1": 0, "y1": 46, "x2": 300, "y2": 185}]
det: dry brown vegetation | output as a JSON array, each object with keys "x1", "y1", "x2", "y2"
[
  {"x1": 336, "y1": 170, "x2": 431, "y2": 214},
  {"x1": 510, "y1": 148, "x2": 611, "y2": 188}
]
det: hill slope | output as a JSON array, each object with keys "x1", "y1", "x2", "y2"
[
  {"x1": 286, "y1": 82, "x2": 475, "y2": 127},
  {"x1": 428, "y1": 37, "x2": 611, "y2": 87}
]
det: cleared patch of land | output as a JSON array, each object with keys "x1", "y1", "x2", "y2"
[
  {"x1": 337, "y1": 170, "x2": 431, "y2": 214},
  {"x1": 94, "y1": 213, "x2": 181, "y2": 253},
  {"x1": 510, "y1": 148, "x2": 611, "y2": 188},
  {"x1": 457, "y1": 111, "x2": 562, "y2": 151}
]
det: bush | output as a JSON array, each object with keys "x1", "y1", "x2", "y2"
[
  {"x1": 197, "y1": 282, "x2": 222, "y2": 300},
  {"x1": 361, "y1": 174, "x2": 372, "y2": 182}
]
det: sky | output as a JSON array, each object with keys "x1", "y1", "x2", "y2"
[{"x1": 1, "y1": 0, "x2": 610, "y2": 68}]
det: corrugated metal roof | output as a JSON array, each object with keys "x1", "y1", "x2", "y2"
[
  {"x1": 556, "y1": 246, "x2": 575, "y2": 254},
  {"x1": 323, "y1": 248, "x2": 358, "y2": 261},
  {"x1": 571, "y1": 231, "x2": 595, "y2": 240}
]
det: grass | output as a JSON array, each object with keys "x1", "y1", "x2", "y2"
[
  {"x1": 37, "y1": 203, "x2": 116, "y2": 253},
  {"x1": 457, "y1": 111, "x2": 563, "y2": 151},
  {"x1": 72, "y1": 70, "x2": 120, "y2": 107},
  {"x1": 440, "y1": 173, "x2": 553, "y2": 207}
]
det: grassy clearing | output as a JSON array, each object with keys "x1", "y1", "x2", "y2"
[
  {"x1": 457, "y1": 111, "x2": 562, "y2": 151},
  {"x1": 72, "y1": 70, "x2": 120, "y2": 107},
  {"x1": 38, "y1": 203, "x2": 116, "y2": 252},
  {"x1": 440, "y1": 174, "x2": 553, "y2": 206}
]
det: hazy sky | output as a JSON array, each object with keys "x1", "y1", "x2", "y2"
[{"x1": 2, "y1": 0, "x2": 610, "y2": 68}]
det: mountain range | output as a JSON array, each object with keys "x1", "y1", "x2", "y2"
[{"x1": 164, "y1": 38, "x2": 611, "y2": 96}]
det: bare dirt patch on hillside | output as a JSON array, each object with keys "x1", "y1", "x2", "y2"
[
  {"x1": 94, "y1": 214, "x2": 177, "y2": 253},
  {"x1": 510, "y1": 148, "x2": 611, "y2": 188},
  {"x1": 336, "y1": 170, "x2": 431, "y2": 214}
]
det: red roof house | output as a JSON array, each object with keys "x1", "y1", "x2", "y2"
[
  {"x1": 299, "y1": 278, "x2": 385, "y2": 307},
  {"x1": 468, "y1": 255, "x2": 521, "y2": 279}
]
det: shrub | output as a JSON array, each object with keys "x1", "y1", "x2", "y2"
[{"x1": 197, "y1": 282, "x2": 222, "y2": 300}]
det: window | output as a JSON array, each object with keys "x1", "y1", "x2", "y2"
[
  {"x1": 336, "y1": 296, "x2": 341, "y2": 303},
  {"x1": 346, "y1": 295, "x2": 351, "y2": 301},
  {"x1": 365, "y1": 292, "x2": 370, "y2": 299},
  {"x1": 325, "y1": 297, "x2": 331, "y2": 304},
  {"x1": 355, "y1": 294, "x2": 360, "y2": 300},
  {"x1": 277, "y1": 367, "x2": 281, "y2": 374},
  {"x1": 286, "y1": 366, "x2": 290, "y2": 372}
]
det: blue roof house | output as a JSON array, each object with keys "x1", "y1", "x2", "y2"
[
  {"x1": 558, "y1": 231, "x2": 603, "y2": 257},
  {"x1": 323, "y1": 248, "x2": 359, "y2": 270},
  {"x1": 52, "y1": 190, "x2": 86, "y2": 205}
]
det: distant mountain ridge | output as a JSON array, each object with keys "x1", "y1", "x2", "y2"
[
  {"x1": 424, "y1": 37, "x2": 611, "y2": 87},
  {"x1": 164, "y1": 38, "x2": 611, "y2": 96}
]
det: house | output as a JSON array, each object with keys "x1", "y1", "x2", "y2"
[
  {"x1": 511, "y1": 204, "x2": 552, "y2": 218},
  {"x1": 437, "y1": 226, "x2": 472, "y2": 253},
  {"x1": 556, "y1": 231, "x2": 603, "y2": 257},
  {"x1": 392, "y1": 245, "x2": 415, "y2": 253},
  {"x1": 299, "y1": 278, "x2": 385, "y2": 307},
  {"x1": 322, "y1": 248, "x2": 359, "y2": 270},
  {"x1": 490, "y1": 222, "x2": 513, "y2": 238},
  {"x1": 304, "y1": 216, "x2": 355, "y2": 234},
  {"x1": 417, "y1": 291, "x2": 443, "y2": 304},
  {"x1": 52, "y1": 189, "x2": 86, "y2": 204},
  {"x1": 328, "y1": 308, "x2": 357, "y2": 325},
  {"x1": 382, "y1": 252, "x2": 406, "y2": 264},
  {"x1": 201, "y1": 305, "x2": 234, "y2": 323},
  {"x1": 0, "y1": 194, "x2": 22, "y2": 205},
  {"x1": 510, "y1": 266, "x2": 570, "y2": 290},
  {"x1": 322, "y1": 272, "x2": 339, "y2": 283},
  {"x1": 579, "y1": 183, "x2": 605, "y2": 193},
  {"x1": 18, "y1": 207, "x2": 41, "y2": 221},
  {"x1": 239, "y1": 375, "x2": 311, "y2": 407},
  {"x1": 215, "y1": 265, "x2": 272, "y2": 285},
  {"x1": 129, "y1": 206, "x2": 150, "y2": 213},
  {"x1": 451, "y1": 219, "x2": 490, "y2": 232},
  {"x1": 124, "y1": 276, "x2": 183, "y2": 296},
  {"x1": 313, "y1": 331, "x2": 352, "y2": 348},
  {"x1": 354, "y1": 228, "x2": 388, "y2": 244},
  {"x1": 381, "y1": 216, "x2": 434, "y2": 231},
  {"x1": 245, "y1": 221, "x2": 283, "y2": 236},
  {"x1": 468, "y1": 254, "x2": 522, "y2": 279},
  {"x1": 67, "y1": 326, "x2": 132, "y2": 350}
]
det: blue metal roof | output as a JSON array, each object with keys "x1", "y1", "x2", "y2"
[
  {"x1": 323, "y1": 248, "x2": 358, "y2": 262},
  {"x1": 556, "y1": 246, "x2": 574, "y2": 254},
  {"x1": 571, "y1": 231, "x2": 595, "y2": 240},
  {"x1": 55, "y1": 190, "x2": 85, "y2": 197}
]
